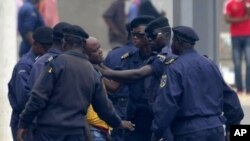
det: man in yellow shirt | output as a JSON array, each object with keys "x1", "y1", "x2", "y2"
[{"x1": 86, "y1": 37, "x2": 128, "y2": 141}]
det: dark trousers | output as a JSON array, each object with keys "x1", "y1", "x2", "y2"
[
  {"x1": 174, "y1": 126, "x2": 225, "y2": 141},
  {"x1": 124, "y1": 130, "x2": 151, "y2": 141},
  {"x1": 110, "y1": 98, "x2": 128, "y2": 141},
  {"x1": 33, "y1": 130, "x2": 85, "y2": 141}
]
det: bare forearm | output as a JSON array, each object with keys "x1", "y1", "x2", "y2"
[{"x1": 225, "y1": 15, "x2": 248, "y2": 23}]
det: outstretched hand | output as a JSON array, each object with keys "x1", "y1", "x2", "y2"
[
  {"x1": 96, "y1": 64, "x2": 111, "y2": 76},
  {"x1": 121, "y1": 120, "x2": 135, "y2": 131}
]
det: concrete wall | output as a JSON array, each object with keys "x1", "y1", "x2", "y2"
[
  {"x1": 0, "y1": 0, "x2": 17, "y2": 140},
  {"x1": 57, "y1": 0, "x2": 171, "y2": 53},
  {"x1": 57, "y1": 0, "x2": 113, "y2": 52}
]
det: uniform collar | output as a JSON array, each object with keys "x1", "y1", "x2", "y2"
[
  {"x1": 48, "y1": 47, "x2": 63, "y2": 55},
  {"x1": 161, "y1": 45, "x2": 171, "y2": 54},
  {"x1": 65, "y1": 50, "x2": 89, "y2": 60},
  {"x1": 180, "y1": 48, "x2": 197, "y2": 55},
  {"x1": 27, "y1": 49, "x2": 39, "y2": 62}
]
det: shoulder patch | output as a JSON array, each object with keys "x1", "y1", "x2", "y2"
[
  {"x1": 164, "y1": 56, "x2": 178, "y2": 65},
  {"x1": 46, "y1": 55, "x2": 57, "y2": 63},
  {"x1": 121, "y1": 52, "x2": 130, "y2": 60},
  {"x1": 160, "y1": 75, "x2": 167, "y2": 88},
  {"x1": 165, "y1": 58, "x2": 176, "y2": 65},
  {"x1": 157, "y1": 54, "x2": 166, "y2": 62}
]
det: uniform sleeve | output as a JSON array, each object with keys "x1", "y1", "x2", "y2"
[
  {"x1": 18, "y1": 62, "x2": 57, "y2": 129},
  {"x1": 149, "y1": 56, "x2": 165, "y2": 77},
  {"x1": 223, "y1": 81, "x2": 244, "y2": 131},
  {"x1": 8, "y1": 64, "x2": 29, "y2": 112},
  {"x1": 152, "y1": 67, "x2": 182, "y2": 140},
  {"x1": 9, "y1": 64, "x2": 32, "y2": 112},
  {"x1": 91, "y1": 71, "x2": 122, "y2": 128}
]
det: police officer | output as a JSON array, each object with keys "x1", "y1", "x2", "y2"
[
  {"x1": 8, "y1": 26, "x2": 53, "y2": 141},
  {"x1": 97, "y1": 16, "x2": 175, "y2": 141},
  {"x1": 17, "y1": 25, "x2": 134, "y2": 141},
  {"x1": 151, "y1": 26, "x2": 244, "y2": 141},
  {"x1": 18, "y1": 0, "x2": 45, "y2": 57},
  {"x1": 113, "y1": 16, "x2": 155, "y2": 141},
  {"x1": 103, "y1": 23, "x2": 137, "y2": 141},
  {"x1": 27, "y1": 22, "x2": 71, "y2": 90},
  {"x1": 98, "y1": 17, "x2": 175, "y2": 83}
]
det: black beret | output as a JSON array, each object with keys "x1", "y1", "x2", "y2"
[
  {"x1": 33, "y1": 26, "x2": 53, "y2": 45},
  {"x1": 53, "y1": 22, "x2": 71, "y2": 40},
  {"x1": 130, "y1": 16, "x2": 155, "y2": 29},
  {"x1": 145, "y1": 17, "x2": 170, "y2": 34},
  {"x1": 172, "y1": 26, "x2": 199, "y2": 45},
  {"x1": 63, "y1": 25, "x2": 89, "y2": 39}
]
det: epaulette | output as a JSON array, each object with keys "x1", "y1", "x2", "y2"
[
  {"x1": 45, "y1": 55, "x2": 58, "y2": 63},
  {"x1": 112, "y1": 46, "x2": 120, "y2": 51},
  {"x1": 156, "y1": 54, "x2": 166, "y2": 62},
  {"x1": 121, "y1": 52, "x2": 130, "y2": 60},
  {"x1": 164, "y1": 55, "x2": 178, "y2": 65},
  {"x1": 46, "y1": 56, "x2": 58, "y2": 73}
]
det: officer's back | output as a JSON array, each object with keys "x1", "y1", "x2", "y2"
[{"x1": 18, "y1": 25, "x2": 123, "y2": 141}]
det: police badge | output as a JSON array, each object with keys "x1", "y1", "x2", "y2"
[{"x1": 160, "y1": 75, "x2": 167, "y2": 88}]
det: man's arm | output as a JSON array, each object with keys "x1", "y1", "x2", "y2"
[
  {"x1": 98, "y1": 64, "x2": 153, "y2": 82},
  {"x1": 151, "y1": 67, "x2": 181, "y2": 141},
  {"x1": 92, "y1": 71, "x2": 134, "y2": 130},
  {"x1": 18, "y1": 63, "x2": 56, "y2": 130},
  {"x1": 224, "y1": 14, "x2": 249, "y2": 24}
]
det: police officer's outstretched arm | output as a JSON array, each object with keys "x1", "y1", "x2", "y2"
[
  {"x1": 17, "y1": 62, "x2": 57, "y2": 141},
  {"x1": 223, "y1": 80, "x2": 244, "y2": 131},
  {"x1": 91, "y1": 71, "x2": 134, "y2": 130},
  {"x1": 151, "y1": 67, "x2": 181, "y2": 141},
  {"x1": 98, "y1": 63, "x2": 153, "y2": 81}
]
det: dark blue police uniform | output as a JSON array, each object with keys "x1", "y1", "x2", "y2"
[
  {"x1": 8, "y1": 50, "x2": 37, "y2": 141},
  {"x1": 28, "y1": 48, "x2": 62, "y2": 89},
  {"x1": 104, "y1": 42, "x2": 137, "y2": 141},
  {"x1": 151, "y1": 26, "x2": 244, "y2": 141},
  {"x1": 18, "y1": 1, "x2": 44, "y2": 57},
  {"x1": 18, "y1": 25, "x2": 122, "y2": 141},
  {"x1": 118, "y1": 49, "x2": 153, "y2": 141}
]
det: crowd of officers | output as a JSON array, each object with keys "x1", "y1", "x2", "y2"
[{"x1": 8, "y1": 15, "x2": 244, "y2": 141}]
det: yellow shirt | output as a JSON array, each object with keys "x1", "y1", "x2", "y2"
[{"x1": 86, "y1": 105, "x2": 109, "y2": 130}]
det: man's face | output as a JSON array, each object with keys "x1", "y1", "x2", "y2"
[
  {"x1": 147, "y1": 29, "x2": 171, "y2": 52},
  {"x1": 131, "y1": 25, "x2": 148, "y2": 48},
  {"x1": 32, "y1": 41, "x2": 46, "y2": 56},
  {"x1": 86, "y1": 42, "x2": 104, "y2": 64}
]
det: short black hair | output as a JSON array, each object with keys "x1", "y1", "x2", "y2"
[{"x1": 130, "y1": 16, "x2": 155, "y2": 29}]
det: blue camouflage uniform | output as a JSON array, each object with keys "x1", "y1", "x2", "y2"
[
  {"x1": 151, "y1": 26, "x2": 244, "y2": 141},
  {"x1": 18, "y1": 1, "x2": 44, "y2": 57},
  {"x1": 8, "y1": 50, "x2": 37, "y2": 141},
  {"x1": 104, "y1": 42, "x2": 137, "y2": 141}
]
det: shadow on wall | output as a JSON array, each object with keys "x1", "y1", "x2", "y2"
[{"x1": 58, "y1": 0, "x2": 113, "y2": 52}]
